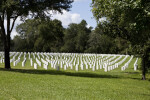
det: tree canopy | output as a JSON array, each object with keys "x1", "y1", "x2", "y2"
[
  {"x1": 0, "y1": 0, "x2": 73, "y2": 69},
  {"x1": 15, "y1": 19, "x2": 64, "y2": 52},
  {"x1": 62, "y1": 20, "x2": 92, "y2": 53},
  {"x1": 92, "y1": 0, "x2": 150, "y2": 80}
]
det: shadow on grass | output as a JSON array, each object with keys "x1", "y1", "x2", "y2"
[
  {"x1": 131, "y1": 77, "x2": 143, "y2": 81},
  {"x1": 141, "y1": 93, "x2": 150, "y2": 97},
  {"x1": 121, "y1": 72, "x2": 143, "y2": 80},
  {"x1": 0, "y1": 68, "x2": 120, "y2": 79},
  {"x1": 121, "y1": 72, "x2": 150, "y2": 81},
  {"x1": 122, "y1": 72, "x2": 140, "y2": 74}
]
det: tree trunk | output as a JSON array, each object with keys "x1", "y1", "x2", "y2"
[
  {"x1": 0, "y1": 9, "x2": 17, "y2": 69},
  {"x1": 4, "y1": 38, "x2": 11, "y2": 69}
]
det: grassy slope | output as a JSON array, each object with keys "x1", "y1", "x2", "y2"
[{"x1": 0, "y1": 56, "x2": 150, "y2": 100}]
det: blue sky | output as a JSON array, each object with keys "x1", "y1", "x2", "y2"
[
  {"x1": 51, "y1": 0, "x2": 97, "y2": 28},
  {"x1": 11, "y1": 0, "x2": 97, "y2": 38},
  {"x1": 71, "y1": 0, "x2": 97, "y2": 28}
]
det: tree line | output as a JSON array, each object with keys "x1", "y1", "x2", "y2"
[{"x1": 1, "y1": 19, "x2": 131, "y2": 55}]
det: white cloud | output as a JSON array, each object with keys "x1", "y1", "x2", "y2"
[
  {"x1": 74, "y1": 0, "x2": 86, "y2": 2},
  {"x1": 51, "y1": 10, "x2": 82, "y2": 27},
  {"x1": 87, "y1": 24, "x2": 91, "y2": 28}
]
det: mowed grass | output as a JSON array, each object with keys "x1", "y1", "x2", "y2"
[{"x1": 0, "y1": 57, "x2": 150, "y2": 100}]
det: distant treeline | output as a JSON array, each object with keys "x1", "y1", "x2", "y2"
[{"x1": 0, "y1": 19, "x2": 132, "y2": 54}]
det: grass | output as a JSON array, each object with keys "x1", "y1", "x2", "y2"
[{"x1": 0, "y1": 56, "x2": 150, "y2": 100}]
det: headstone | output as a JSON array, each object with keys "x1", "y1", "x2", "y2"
[
  {"x1": 34, "y1": 63, "x2": 37, "y2": 69},
  {"x1": 134, "y1": 64, "x2": 138, "y2": 71},
  {"x1": 22, "y1": 61, "x2": 25, "y2": 67},
  {"x1": 43, "y1": 64, "x2": 48, "y2": 70},
  {"x1": 64, "y1": 65, "x2": 66, "y2": 70},
  {"x1": 104, "y1": 63, "x2": 107, "y2": 72},
  {"x1": 30, "y1": 58, "x2": 33, "y2": 66},
  {"x1": 75, "y1": 64, "x2": 78, "y2": 71}
]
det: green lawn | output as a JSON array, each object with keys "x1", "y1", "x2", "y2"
[{"x1": 0, "y1": 57, "x2": 150, "y2": 100}]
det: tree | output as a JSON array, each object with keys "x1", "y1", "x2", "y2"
[
  {"x1": 0, "y1": 0, "x2": 73, "y2": 69},
  {"x1": 13, "y1": 35, "x2": 27, "y2": 51},
  {"x1": 75, "y1": 20, "x2": 92, "y2": 53},
  {"x1": 61, "y1": 23, "x2": 78, "y2": 52},
  {"x1": 62, "y1": 20, "x2": 92, "y2": 53},
  {"x1": 92, "y1": 0, "x2": 150, "y2": 80},
  {"x1": 16, "y1": 19, "x2": 64, "y2": 52},
  {"x1": 38, "y1": 19, "x2": 64, "y2": 52},
  {"x1": 86, "y1": 29, "x2": 117, "y2": 54},
  {"x1": 0, "y1": 30, "x2": 3, "y2": 51},
  {"x1": 16, "y1": 19, "x2": 40, "y2": 51},
  {"x1": 86, "y1": 31, "x2": 103, "y2": 53}
]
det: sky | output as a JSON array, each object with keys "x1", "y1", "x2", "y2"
[
  {"x1": 51, "y1": 0, "x2": 97, "y2": 28},
  {"x1": 10, "y1": 0, "x2": 97, "y2": 38}
]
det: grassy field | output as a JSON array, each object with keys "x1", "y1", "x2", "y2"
[{"x1": 0, "y1": 57, "x2": 150, "y2": 100}]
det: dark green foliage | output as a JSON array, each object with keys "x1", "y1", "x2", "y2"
[
  {"x1": 86, "y1": 32, "x2": 116, "y2": 54},
  {"x1": 16, "y1": 19, "x2": 64, "y2": 52},
  {"x1": 16, "y1": 19, "x2": 40, "y2": 51},
  {"x1": 0, "y1": 37, "x2": 3, "y2": 51},
  {"x1": 14, "y1": 19, "x2": 131, "y2": 54},
  {"x1": 92, "y1": 0, "x2": 150, "y2": 79},
  {"x1": 39, "y1": 19, "x2": 64, "y2": 52},
  {"x1": 92, "y1": 0, "x2": 150, "y2": 45},
  {"x1": 13, "y1": 36, "x2": 27, "y2": 51},
  {"x1": 62, "y1": 20, "x2": 92, "y2": 53},
  {"x1": 85, "y1": 24, "x2": 131, "y2": 54},
  {"x1": 0, "y1": 0, "x2": 73, "y2": 19}
]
